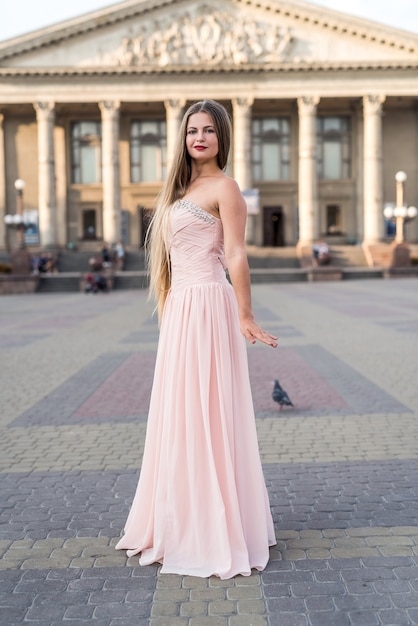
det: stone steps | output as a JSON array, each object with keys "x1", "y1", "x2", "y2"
[
  {"x1": 3, "y1": 245, "x2": 417, "y2": 294},
  {"x1": 326, "y1": 245, "x2": 368, "y2": 267},
  {"x1": 57, "y1": 250, "x2": 146, "y2": 272},
  {"x1": 113, "y1": 271, "x2": 148, "y2": 290},
  {"x1": 32, "y1": 266, "x2": 418, "y2": 293},
  {"x1": 36, "y1": 273, "x2": 82, "y2": 293},
  {"x1": 1, "y1": 245, "x2": 376, "y2": 274}
]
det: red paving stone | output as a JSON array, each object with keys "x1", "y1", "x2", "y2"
[
  {"x1": 249, "y1": 347, "x2": 348, "y2": 413},
  {"x1": 74, "y1": 352, "x2": 156, "y2": 418},
  {"x1": 74, "y1": 346, "x2": 348, "y2": 420}
]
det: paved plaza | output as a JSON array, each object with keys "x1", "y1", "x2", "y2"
[{"x1": 1, "y1": 278, "x2": 418, "y2": 626}]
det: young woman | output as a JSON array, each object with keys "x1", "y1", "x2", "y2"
[{"x1": 116, "y1": 99, "x2": 277, "y2": 579}]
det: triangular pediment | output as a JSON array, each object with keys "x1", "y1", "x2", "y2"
[{"x1": 1, "y1": 0, "x2": 418, "y2": 72}]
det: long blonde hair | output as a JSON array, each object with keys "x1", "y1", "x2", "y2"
[{"x1": 146, "y1": 99, "x2": 232, "y2": 320}]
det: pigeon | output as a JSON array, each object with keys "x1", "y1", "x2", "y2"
[{"x1": 272, "y1": 378, "x2": 293, "y2": 410}]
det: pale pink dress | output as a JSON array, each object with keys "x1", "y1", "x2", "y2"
[{"x1": 115, "y1": 198, "x2": 276, "y2": 578}]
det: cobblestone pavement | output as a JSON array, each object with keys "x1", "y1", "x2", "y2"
[{"x1": 1, "y1": 279, "x2": 418, "y2": 626}]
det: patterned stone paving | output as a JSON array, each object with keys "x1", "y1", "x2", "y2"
[
  {"x1": 10, "y1": 352, "x2": 156, "y2": 427},
  {"x1": 10, "y1": 342, "x2": 409, "y2": 428},
  {"x1": 1, "y1": 279, "x2": 418, "y2": 625}
]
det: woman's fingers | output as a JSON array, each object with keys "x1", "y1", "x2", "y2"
[{"x1": 244, "y1": 323, "x2": 278, "y2": 347}]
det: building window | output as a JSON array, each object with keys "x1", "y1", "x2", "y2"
[
  {"x1": 71, "y1": 121, "x2": 102, "y2": 184},
  {"x1": 317, "y1": 117, "x2": 351, "y2": 180},
  {"x1": 131, "y1": 120, "x2": 167, "y2": 183},
  {"x1": 252, "y1": 118, "x2": 290, "y2": 182}
]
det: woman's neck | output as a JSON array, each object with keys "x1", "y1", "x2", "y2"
[{"x1": 190, "y1": 162, "x2": 222, "y2": 183}]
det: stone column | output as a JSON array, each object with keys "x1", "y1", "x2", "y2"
[
  {"x1": 34, "y1": 101, "x2": 57, "y2": 248},
  {"x1": 99, "y1": 100, "x2": 121, "y2": 244},
  {"x1": 54, "y1": 124, "x2": 67, "y2": 247},
  {"x1": 297, "y1": 96, "x2": 320, "y2": 247},
  {"x1": 355, "y1": 105, "x2": 364, "y2": 243},
  {"x1": 231, "y1": 98, "x2": 254, "y2": 190},
  {"x1": 0, "y1": 114, "x2": 6, "y2": 249},
  {"x1": 232, "y1": 98, "x2": 254, "y2": 243},
  {"x1": 164, "y1": 99, "x2": 186, "y2": 172},
  {"x1": 363, "y1": 95, "x2": 386, "y2": 244}
]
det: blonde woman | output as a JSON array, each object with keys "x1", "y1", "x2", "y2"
[{"x1": 116, "y1": 100, "x2": 277, "y2": 578}]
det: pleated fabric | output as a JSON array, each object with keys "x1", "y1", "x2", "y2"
[{"x1": 115, "y1": 199, "x2": 276, "y2": 579}]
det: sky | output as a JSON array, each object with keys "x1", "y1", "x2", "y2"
[{"x1": 0, "y1": 0, "x2": 417, "y2": 43}]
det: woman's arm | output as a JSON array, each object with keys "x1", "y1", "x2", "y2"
[{"x1": 218, "y1": 178, "x2": 278, "y2": 348}]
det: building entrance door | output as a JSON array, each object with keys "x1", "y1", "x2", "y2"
[{"x1": 263, "y1": 206, "x2": 284, "y2": 246}]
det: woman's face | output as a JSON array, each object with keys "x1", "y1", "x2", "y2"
[{"x1": 185, "y1": 112, "x2": 219, "y2": 162}]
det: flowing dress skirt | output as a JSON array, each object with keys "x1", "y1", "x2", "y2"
[{"x1": 116, "y1": 200, "x2": 276, "y2": 578}]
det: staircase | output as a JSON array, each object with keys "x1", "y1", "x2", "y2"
[
  {"x1": 57, "y1": 250, "x2": 146, "y2": 272},
  {"x1": 113, "y1": 272, "x2": 148, "y2": 290},
  {"x1": 36, "y1": 249, "x2": 147, "y2": 292},
  {"x1": 247, "y1": 246, "x2": 300, "y2": 269},
  {"x1": 3, "y1": 244, "x2": 412, "y2": 293},
  {"x1": 37, "y1": 273, "x2": 81, "y2": 293},
  {"x1": 57, "y1": 251, "x2": 96, "y2": 272},
  {"x1": 327, "y1": 245, "x2": 368, "y2": 267},
  {"x1": 328, "y1": 245, "x2": 392, "y2": 280}
]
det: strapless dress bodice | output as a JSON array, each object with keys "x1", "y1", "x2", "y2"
[{"x1": 169, "y1": 199, "x2": 227, "y2": 290}]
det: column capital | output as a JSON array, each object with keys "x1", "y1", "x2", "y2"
[
  {"x1": 98, "y1": 100, "x2": 121, "y2": 117},
  {"x1": 363, "y1": 95, "x2": 386, "y2": 115},
  {"x1": 232, "y1": 97, "x2": 254, "y2": 111},
  {"x1": 165, "y1": 99, "x2": 186, "y2": 171},
  {"x1": 297, "y1": 96, "x2": 320, "y2": 115},
  {"x1": 164, "y1": 99, "x2": 186, "y2": 113},
  {"x1": 34, "y1": 101, "x2": 55, "y2": 120}
]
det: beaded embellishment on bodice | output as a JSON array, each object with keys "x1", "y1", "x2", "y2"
[{"x1": 176, "y1": 198, "x2": 218, "y2": 224}]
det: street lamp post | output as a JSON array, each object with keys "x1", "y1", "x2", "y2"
[
  {"x1": 394, "y1": 171, "x2": 417, "y2": 244},
  {"x1": 383, "y1": 172, "x2": 417, "y2": 267}
]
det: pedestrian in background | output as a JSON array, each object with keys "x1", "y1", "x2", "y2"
[{"x1": 115, "y1": 240, "x2": 125, "y2": 271}]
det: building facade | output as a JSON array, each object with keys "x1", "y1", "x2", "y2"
[{"x1": 1, "y1": 0, "x2": 418, "y2": 252}]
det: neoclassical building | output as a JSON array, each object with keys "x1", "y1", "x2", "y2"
[{"x1": 1, "y1": 0, "x2": 418, "y2": 252}]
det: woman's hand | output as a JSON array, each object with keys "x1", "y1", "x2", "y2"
[{"x1": 240, "y1": 318, "x2": 278, "y2": 348}]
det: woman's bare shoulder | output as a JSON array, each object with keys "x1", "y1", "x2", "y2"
[
  {"x1": 213, "y1": 175, "x2": 242, "y2": 201},
  {"x1": 192, "y1": 174, "x2": 244, "y2": 215}
]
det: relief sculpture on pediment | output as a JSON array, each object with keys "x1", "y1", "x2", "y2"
[{"x1": 113, "y1": 5, "x2": 293, "y2": 67}]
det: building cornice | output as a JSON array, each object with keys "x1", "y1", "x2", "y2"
[{"x1": 0, "y1": 60, "x2": 418, "y2": 78}]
